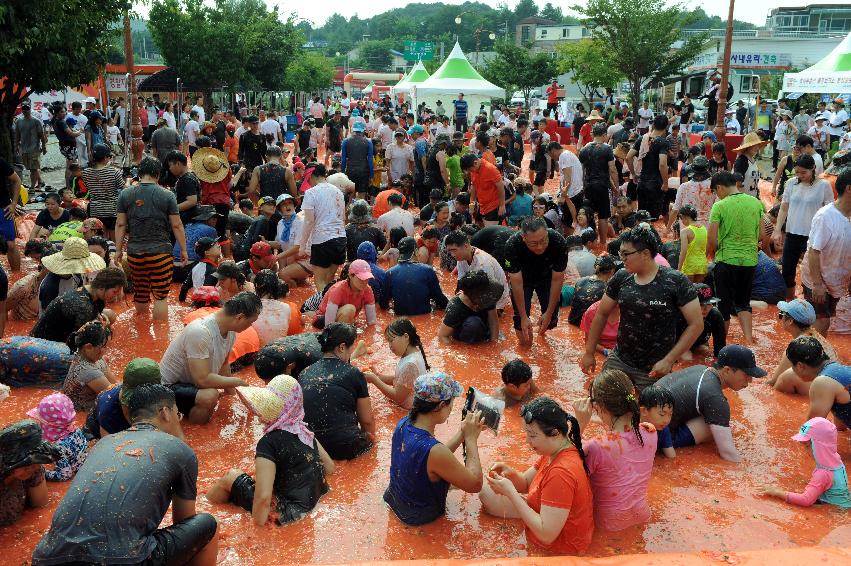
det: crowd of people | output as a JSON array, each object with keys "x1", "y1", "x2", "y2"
[{"x1": 0, "y1": 82, "x2": 849, "y2": 564}]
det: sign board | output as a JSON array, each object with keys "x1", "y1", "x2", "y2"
[
  {"x1": 403, "y1": 41, "x2": 434, "y2": 61},
  {"x1": 688, "y1": 52, "x2": 792, "y2": 72},
  {"x1": 106, "y1": 74, "x2": 146, "y2": 92},
  {"x1": 782, "y1": 71, "x2": 851, "y2": 93}
]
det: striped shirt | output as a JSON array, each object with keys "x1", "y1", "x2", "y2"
[{"x1": 82, "y1": 166, "x2": 124, "y2": 219}]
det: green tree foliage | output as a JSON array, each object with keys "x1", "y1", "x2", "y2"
[
  {"x1": 481, "y1": 40, "x2": 557, "y2": 104},
  {"x1": 555, "y1": 39, "x2": 624, "y2": 107},
  {"x1": 685, "y1": 8, "x2": 757, "y2": 30},
  {"x1": 351, "y1": 39, "x2": 399, "y2": 71},
  {"x1": 514, "y1": 0, "x2": 539, "y2": 20},
  {"x1": 284, "y1": 53, "x2": 335, "y2": 94},
  {"x1": 574, "y1": 0, "x2": 710, "y2": 112},
  {"x1": 148, "y1": 0, "x2": 304, "y2": 92},
  {"x1": 0, "y1": 0, "x2": 127, "y2": 162}
]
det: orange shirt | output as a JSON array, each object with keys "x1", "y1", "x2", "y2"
[
  {"x1": 286, "y1": 301, "x2": 303, "y2": 335},
  {"x1": 481, "y1": 149, "x2": 497, "y2": 166},
  {"x1": 224, "y1": 136, "x2": 239, "y2": 163},
  {"x1": 470, "y1": 159, "x2": 503, "y2": 215},
  {"x1": 525, "y1": 447, "x2": 594, "y2": 554},
  {"x1": 373, "y1": 188, "x2": 405, "y2": 218},
  {"x1": 183, "y1": 307, "x2": 260, "y2": 365}
]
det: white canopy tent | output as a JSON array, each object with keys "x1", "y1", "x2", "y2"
[
  {"x1": 415, "y1": 42, "x2": 505, "y2": 114},
  {"x1": 783, "y1": 30, "x2": 851, "y2": 93}
]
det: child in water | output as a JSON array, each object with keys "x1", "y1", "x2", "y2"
[
  {"x1": 639, "y1": 385, "x2": 676, "y2": 459},
  {"x1": 762, "y1": 417, "x2": 851, "y2": 509},
  {"x1": 27, "y1": 392, "x2": 88, "y2": 481},
  {"x1": 494, "y1": 359, "x2": 539, "y2": 407}
]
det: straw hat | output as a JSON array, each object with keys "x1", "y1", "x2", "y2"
[
  {"x1": 236, "y1": 374, "x2": 299, "y2": 423},
  {"x1": 586, "y1": 110, "x2": 605, "y2": 122},
  {"x1": 191, "y1": 147, "x2": 229, "y2": 183},
  {"x1": 613, "y1": 142, "x2": 631, "y2": 160},
  {"x1": 42, "y1": 236, "x2": 106, "y2": 275},
  {"x1": 733, "y1": 132, "x2": 769, "y2": 152}
]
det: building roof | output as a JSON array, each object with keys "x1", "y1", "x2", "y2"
[{"x1": 516, "y1": 17, "x2": 557, "y2": 25}]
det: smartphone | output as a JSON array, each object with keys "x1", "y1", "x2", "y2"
[{"x1": 463, "y1": 387, "x2": 505, "y2": 435}]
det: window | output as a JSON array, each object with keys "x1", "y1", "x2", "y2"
[
  {"x1": 582, "y1": 28, "x2": 590, "y2": 37},
  {"x1": 688, "y1": 77, "x2": 704, "y2": 96},
  {"x1": 521, "y1": 26, "x2": 530, "y2": 42},
  {"x1": 540, "y1": 29, "x2": 547, "y2": 37},
  {"x1": 740, "y1": 75, "x2": 758, "y2": 93},
  {"x1": 562, "y1": 28, "x2": 568, "y2": 38}
]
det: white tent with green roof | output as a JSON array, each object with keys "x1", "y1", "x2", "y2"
[
  {"x1": 414, "y1": 42, "x2": 504, "y2": 112},
  {"x1": 783, "y1": 30, "x2": 851, "y2": 93},
  {"x1": 391, "y1": 61, "x2": 431, "y2": 95}
]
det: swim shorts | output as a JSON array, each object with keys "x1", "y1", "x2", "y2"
[
  {"x1": 670, "y1": 425, "x2": 696, "y2": 448},
  {"x1": 310, "y1": 237, "x2": 346, "y2": 269},
  {"x1": 128, "y1": 252, "x2": 174, "y2": 303},
  {"x1": 168, "y1": 382, "x2": 200, "y2": 417}
]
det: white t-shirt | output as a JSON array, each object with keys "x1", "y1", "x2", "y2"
[
  {"x1": 184, "y1": 120, "x2": 200, "y2": 145},
  {"x1": 71, "y1": 111, "x2": 88, "y2": 130},
  {"x1": 41, "y1": 107, "x2": 52, "y2": 122},
  {"x1": 812, "y1": 152, "x2": 825, "y2": 175},
  {"x1": 107, "y1": 125, "x2": 120, "y2": 145},
  {"x1": 385, "y1": 143, "x2": 414, "y2": 182},
  {"x1": 160, "y1": 315, "x2": 236, "y2": 386},
  {"x1": 781, "y1": 178, "x2": 835, "y2": 236},
  {"x1": 725, "y1": 118, "x2": 741, "y2": 134},
  {"x1": 455, "y1": 247, "x2": 510, "y2": 309},
  {"x1": 275, "y1": 213, "x2": 303, "y2": 252},
  {"x1": 558, "y1": 150, "x2": 584, "y2": 198},
  {"x1": 163, "y1": 111, "x2": 176, "y2": 130},
  {"x1": 146, "y1": 105, "x2": 158, "y2": 125},
  {"x1": 378, "y1": 124, "x2": 395, "y2": 148},
  {"x1": 260, "y1": 118, "x2": 280, "y2": 142},
  {"x1": 828, "y1": 108, "x2": 848, "y2": 136},
  {"x1": 638, "y1": 107, "x2": 653, "y2": 129},
  {"x1": 377, "y1": 207, "x2": 415, "y2": 236},
  {"x1": 801, "y1": 203, "x2": 851, "y2": 298},
  {"x1": 606, "y1": 123, "x2": 623, "y2": 139},
  {"x1": 340, "y1": 98, "x2": 351, "y2": 117},
  {"x1": 253, "y1": 298, "x2": 291, "y2": 346},
  {"x1": 808, "y1": 125, "x2": 831, "y2": 150},
  {"x1": 394, "y1": 351, "x2": 428, "y2": 409},
  {"x1": 300, "y1": 182, "x2": 345, "y2": 245},
  {"x1": 191, "y1": 104, "x2": 206, "y2": 123},
  {"x1": 310, "y1": 102, "x2": 325, "y2": 119}
]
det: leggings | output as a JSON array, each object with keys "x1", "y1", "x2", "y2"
[{"x1": 781, "y1": 233, "x2": 808, "y2": 289}]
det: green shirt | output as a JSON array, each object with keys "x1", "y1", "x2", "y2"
[
  {"x1": 709, "y1": 192, "x2": 764, "y2": 266},
  {"x1": 446, "y1": 154, "x2": 464, "y2": 189},
  {"x1": 49, "y1": 220, "x2": 83, "y2": 242}
]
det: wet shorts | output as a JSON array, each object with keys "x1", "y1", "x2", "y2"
[
  {"x1": 92, "y1": 216, "x2": 116, "y2": 231},
  {"x1": 128, "y1": 252, "x2": 174, "y2": 303},
  {"x1": 0, "y1": 216, "x2": 16, "y2": 242},
  {"x1": 59, "y1": 145, "x2": 78, "y2": 162},
  {"x1": 803, "y1": 285, "x2": 840, "y2": 319},
  {"x1": 168, "y1": 382, "x2": 200, "y2": 416},
  {"x1": 310, "y1": 237, "x2": 346, "y2": 269},
  {"x1": 228, "y1": 472, "x2": 257, "y2": 512},
  {"x1": 670, "y1": 424, "x2": 696, "y2": 448}
]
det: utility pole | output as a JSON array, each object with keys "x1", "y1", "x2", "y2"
[
  {"x1": 714, "y1": 0, "x2": 735, "y2": 140},
  {"x1": 123, "y1": 14, "x2": 143, "y2": 166}
]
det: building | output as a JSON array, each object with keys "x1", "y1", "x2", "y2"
[
  {"x1": 767, "y1": 5, "x2": 851, "y2": 35},
  {"x1": 514, "y1": 17, "x2": 556, "y2": 46},
  {"x1": 514, "y1": 17, "x2": 593, "y2": 53}
]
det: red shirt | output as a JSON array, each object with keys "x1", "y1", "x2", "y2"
[
  {"x1": 470, "y1": 159, "x2": 502, "y2": 215},
  {"x1": 547, "y1": 83, "x2": 558, "y2": 104},
  {"x1": 580, "y1": 122, "x2": 593, "y2": 146},
  {"x1": 373, "y1": 189, "x2": 405, "y2": 218},
  {"x1": 200, "y1": 170, "x2": 233, "y2": 205},
  {"x1": 318, "y1": 280, "x2": 375, "y2": 316}
]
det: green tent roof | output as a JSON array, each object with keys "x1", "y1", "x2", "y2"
[
  {"x1": 429, "y1": 42, "x2": 488, "y2": 81},
  {"x1": 806, "y1": 30, "x2": 851, "y2": 72},
  {"x1": 407, "y1": 61, "x2": 431, "y2": 84}
]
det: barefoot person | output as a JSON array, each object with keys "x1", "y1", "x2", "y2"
[
  {"x1": 159, "y1": 292, "x2": 261, "y2": 424},
  {"x1": 32, "y1": 384, "x2": 219, "y2": 566},
  {"x1": 785, "y1": 336, "x2": 851, "y2": 428}
]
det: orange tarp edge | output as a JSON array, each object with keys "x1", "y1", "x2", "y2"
[{"x1": 325, "y1": 547, "x2": 851, "y2": 566}]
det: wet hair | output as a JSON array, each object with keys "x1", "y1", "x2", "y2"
[
  {"x1": 580, "y1": 229, "x2": 597, "y2": 246},
  {"x1": 520, "y1": 216, "x2": 548, "y2": 234},
  {"x1": 90, "y1": 266, "x2": 126, "y2": 290},
  {"x1": 389, "y1": 226, "x2": 407, "y2": 248},
  {"x1": 590, "y1": 369, "x2": 643, "y2": 445},
  {"x1": 547, "y1": 141, "x2": 562, "y2": 152},
  {"x1": 421, "y1": 227, "x2": 438, "y2": 240},
  {"x1": 449, "y1": 213, "x2": 466, "y2": 231},
  {"x1": 712, "y1": 142, "x2": 726, "y2": 155},
  {"x1": 67, "y1": 319, "x2": 111, "y2": 353},
  {"x1": 444, "y1": 230, "x2": 470, "y2": 247},
  {"x1": 44, "y1": 192, "x2": 61, "y2": 205},
  {"x1": 254, "y1": 269, "x2": 288, "y2": 300},
  {"x1": 796, "y1": 134, "x2": 814, "y2": 148},
  {"x1": 652, "y1": 114, "x2": 669, "y2": 132},
  {"x1": 836, "y1": 168, "x2": 851, "y2": 197},
  {"x1": 388, "y1": 192, "x2": 404, "y2": 206},
  {"x1": 223, "y1": 291, "x2": 262, "y2": 317},
  {"x1": 239, "y1": 198, "x2": 254, "y2": 211},
  {"x1": 24, "y1": 240, "x2": 52, "y2": 257},
  {"x1": 639, "y1": 384, "x2": 675, "y2": 410},
  {"x1": 796, "y1": 154, "x2": 816, "y2": 171},
  {"x1": 68, "y1": 207, "x2": 87, "y2": 221},
  {"x1": 458, "y1": 269, "x2": 491, "y2": 296},
  {"x1": 433, "y1": 201, "x2": 448, "y2": 216},
  {"x1": 307, "y1": 162, "x2": 327, "y2": 177},
  {"x1": 317, "y1": 322, "x2": 357, "y2": 353},
  {"x1": 688, "y1": 145, "x2": 703, "y2": 156},
  {"x1": 710, "y1": 171, "x2": 737, "y2": 191},
  {"x1": 785, "y1": 335, "x2": 829, "y2": 367},
  {"x1": 164, "y1": 151, "x2": 187, "y2": 167},
  {"x1": 619, "y1": 225, "x2": 659, "y2": 257},
  {"x1": 502, "y1": 359, "x2": 532, "y2": 385},
  {"x1": 386, "y1": 317, "x2": 430, "y2": 371},
  {"x1": 409, "y1": 396, "x2": 447, "y2": 421},
  {"x1": 138, "y1": 156, "x2": 162, "y2": 179},
  {"x1": 520, "y1": 397, "x2": 586, "y2": 471},
  {"x1": 86, "y1": 236, "x2": 111, "y2": 265},
  {"x1": 564, "y1": 235, "x2": 583, "y2": 250},
  {"x1": 216, "y1": 260, "x2": 246, "y2": 286},
  {"x1": 127, "y1": 384, "x2": 176, "y2": 422}
]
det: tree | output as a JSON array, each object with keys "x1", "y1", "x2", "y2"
[
  {"x1": 540, "y1": 3, "x2": 564, "y2": 22},
  {"x1": 555, "y1": 39, "x2": 624, "y2": 107},
  {"x1": 284, "y1": 53, "x2": 335, "y2": 94},
  {"x1": 351, "y1": 39, "x2": 398, "y2": 71},
  {"x1": 481, "y1": 40, "x2": 557, "y2": 105},
  {"x1": 0, "y1": 0, "x2": 127, "y2": 162},
  {"x1": 573, "y1": 0, "x2": 710, "y2": 113},
  {"x1": 148, "y1": 0, "x2": 304, "y2": 93},
  {"x1": 514, "y1": 0, "x2": 539, "y2": 20}
]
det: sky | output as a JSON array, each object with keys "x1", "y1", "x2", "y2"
[{"x1": 264, "y1": 0, "x2": 851, "y2": 28}]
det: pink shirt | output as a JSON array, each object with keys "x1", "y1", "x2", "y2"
[
  {"x1": 318, "y1": 280, "x2": 375, "y2": 317},
  {"x1": 585, "y1": 427, "x2": 657, "y2": 531},
  {"x1": 785, "y1": 468, "x2": 833, "y2": 507},
  {"x1": 581, "y1": 300, "x2": 619, "y2": 349}
]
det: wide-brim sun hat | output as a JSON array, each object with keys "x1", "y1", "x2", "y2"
[
  {"x1": 42, "y1": 236, "x2": 106, "y2": 275},
  {"x1": 236, "y1": 374, "x2": 300, "y2": 423},
  {"x1": 613, "y1": 143, "x2": 631, "y2": 160},
  {"x1": 191, "y1": 147, "x2": 229, "y2": 183},
  {"x1": 826, "y1": 148, "x2": 851, "y2": 175},
  {"x1": 733, "y1": 132, "x2": 769, "y2": 152},
  {"x1": 348, "y1": 199, "x2": 372, "y2": 223},
  {"x1": 587, "y1": 110, "x2": 605, "y2": 121},
  {"x1": 327, "y1": 172, "x2": 355, "y2": 192}
]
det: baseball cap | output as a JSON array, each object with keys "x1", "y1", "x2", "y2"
[
  {"x1": 791, "y1": 417, "x2": 836, "y2": 445},
  {"x1": 778, "y1": 299, "x2": 816, "y2": 326},
  {"x1": 693, "y1": 283, "x2": 720, "y2": 305},
  {"x1": 193, "y1": 205, "x2": 223, "y2": 222},
  {"x1": 92, "y1": 143, "x2": 112, "y2": 161},
  {"x1": 397, "y1": 237, "x2": 417, "y2": 261},
  {"x1": 348, "y1": 259, "x2": 374, "y2": 281},
  {"x1": 250, "y1": 241, "x2": 274, "y2": 257},
  {"x1": 414, "y1": 371, "x2": 463, "y2": 402},
  {"x1": 258, "y1": 196, "x2": 276, "y2": 208},
  {"x1": 715, "y1": 345, "x2": 766, "y2": 377},
  {"x1": 276, "y1": 193, "x2": 295, "y2": 206},
  {"x1": 82, "y1": 218, "x2": 104, "y2": 232},
  {"x1": 195, "y1": 236, "x2": 218, "y2": 256},
  {"x1": 407, "y1": 124, "x2": 424, "y2": 135},
  {"x1": 352, "y1": 121, "x2": 366, "y2": 133},
  {"x1": 120, "y1": 358, "x2": 162, "y2": 405}
]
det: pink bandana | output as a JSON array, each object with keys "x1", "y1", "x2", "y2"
[
  {"x1": 264, "y1": 382, "x2": 315, "y2": 448},
  {"x1": 26, "y1": 392, "x2": 77, "y2": 442}
]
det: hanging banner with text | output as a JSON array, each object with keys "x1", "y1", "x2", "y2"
[
  {"x1": 688, "y1": 52, "x2": 792, "y2": 72},
  {"x1": 783, "y1": 71, "x2": 851, "y2": 93}
]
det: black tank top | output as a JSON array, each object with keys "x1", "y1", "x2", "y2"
[{"x1": 258, "y1": 162, "x2": 287, "y2": 199}]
